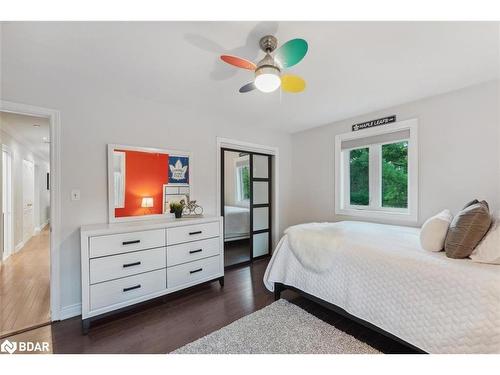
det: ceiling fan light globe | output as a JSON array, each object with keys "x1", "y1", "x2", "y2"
[{"x1": 254, "y1": 66, "x2": 281, "y2": 93}]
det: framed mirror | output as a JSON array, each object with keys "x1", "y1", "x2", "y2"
[{"x1": 107, "y1": 144, "x2": 192, "y2": 223}]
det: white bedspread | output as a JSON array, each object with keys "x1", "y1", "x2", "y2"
[
  {"x1": 285, "y1": 223, "x2": 342, "y2": 273},
  {"x1": 224, "y1": 205, "x2": 250, "y2": 240},
  {"x1": 264, "y1": 221, "x2": 500, "y2": 354}
]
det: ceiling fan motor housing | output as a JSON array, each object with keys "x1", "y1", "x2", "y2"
[{"x1": 259, "y1": 35, "x2": 278, "y2": 53}]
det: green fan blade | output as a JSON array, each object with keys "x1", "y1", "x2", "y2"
[{"x1": 274, "y1": 38, "x2": 308, "y2": 69}]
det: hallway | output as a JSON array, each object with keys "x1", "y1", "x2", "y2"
[{"x1": 0, "y1": 226, "x2": 50, "y2": 338}]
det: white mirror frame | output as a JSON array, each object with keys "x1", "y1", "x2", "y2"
[{"x1": 107, "y1": 144, "x2": 193, "y2": 223}]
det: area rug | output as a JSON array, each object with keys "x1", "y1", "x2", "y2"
[{"x1": 172, "y1": 299, "x2": 380, "y2": 354}]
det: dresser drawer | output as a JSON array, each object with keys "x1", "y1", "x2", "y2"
[
  {"x1": 89, "y1": 229, "x2": 166, "y2": 258},
  {"x1": 90, "y1": 247, "x2": 166, "y2": 284},
  {"x1": 90, "y1": 269, "x2": 166, "y2": 311},
  {"x1": 167, "y1": 237, "x2": 220, "y2": 267},
  {"x1": 167, "y1": 222, "x2": 220, "y2": 245},
  {"x1": 167, "y1": 255, "x2": 221, "y2": 289}
]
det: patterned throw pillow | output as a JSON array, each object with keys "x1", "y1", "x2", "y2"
[{"x1": 445, "y1": 201, "x2": 492, "y2": 259}]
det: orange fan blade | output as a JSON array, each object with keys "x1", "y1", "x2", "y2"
[{"x1": 220, "y1": 55, "x2": 256, "y2": 71}]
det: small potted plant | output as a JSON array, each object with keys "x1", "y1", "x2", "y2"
[{"x1": 170, "y1": 201, "x2": 184, "y2": 219}]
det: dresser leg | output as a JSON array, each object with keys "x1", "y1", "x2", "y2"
[
  {"x1": 218, "y1": 276, "x2": 224, "y2": 288},
  {"x1": 82, "y1": 319, "x2": 90, "y2": 335}
]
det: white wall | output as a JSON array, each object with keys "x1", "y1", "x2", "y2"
[
  {"x1": 289, "y1": 80, "x2": 500, "y2": 226},
  {"x1": 0, "y1": 49, "x2": 293, "y2": 315},
  {"x1": 1, "y1": 130, "x2": 50, "y2": 249}
]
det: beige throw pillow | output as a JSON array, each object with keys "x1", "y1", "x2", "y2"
[
  {"x1": 445, "y1": 201, "x2": 492, "y2": 259},
  {"x1": 420, "y1": 209, "x2": 453, "y2": 252},
  {"x1": 470, "y1": 217, "x2": 500, "y2": 264}
]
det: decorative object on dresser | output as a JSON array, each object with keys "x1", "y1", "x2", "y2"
[
  {"x1": 182, "y1": 199, "x2": 204, "y2": 216},
  {"x1": 80, "y1": 216, "x2": 224, "y2": 334},
  {"x1": 170, "y1": 201, "x2": 185, "y2": 218}
]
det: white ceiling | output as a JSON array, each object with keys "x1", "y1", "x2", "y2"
[
  {"x1": 2, "y1": 21, "x2": 499, "y2": 133},
  {"x1": 0, "y1": 111, "x2": 50, "y2": 161}
]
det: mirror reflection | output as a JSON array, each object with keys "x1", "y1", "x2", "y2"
[
  {"x1": 223, "y1": 151, "x2": 251, "y2": 266},
  {"x1": 109, "y1": 146, "x2": 191, "y2": 221}
]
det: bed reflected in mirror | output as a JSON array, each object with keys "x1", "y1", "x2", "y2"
[{"x1": 223, "y1": 150, "x2": 251, "y2": 267}]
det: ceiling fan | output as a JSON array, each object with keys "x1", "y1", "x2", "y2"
[{"x1": 220, "y1": 35, "x2": 308, "y2": 94}]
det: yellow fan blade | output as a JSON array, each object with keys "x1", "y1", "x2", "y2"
[{"x1": 281, "y1": 74, "x2": 306, "y2": 93}]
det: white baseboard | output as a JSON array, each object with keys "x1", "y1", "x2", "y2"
[
  {"x1": 59, "y1": 303, "x2": 82, "y2": 320},
  {"x1": 14, "y1": 240, "x2": 25, "y2": 252},
  {"x1": 35, "y1": 221, "x2": 49, "y2": 234}
]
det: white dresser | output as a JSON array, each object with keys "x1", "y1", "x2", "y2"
[{"x1": 80, "y1": 216, "x2": 224, "y2": 333}]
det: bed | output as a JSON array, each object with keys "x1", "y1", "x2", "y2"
[
  {"x1": 224, "y1": 205, "x2": 250, "y2": 241},
  {"x1": 264, "y1": 221, "x2": 500, "y2": 354}
]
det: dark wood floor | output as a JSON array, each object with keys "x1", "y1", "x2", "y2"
[
  {"x1": 6, "y1": 259, "x2": 418, "y2": 354},
  {"x1": 224, "y1": 238, "x2": 251, "y2": 267}
]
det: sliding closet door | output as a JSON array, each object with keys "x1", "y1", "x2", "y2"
[{"x1": 250, "y1": 154, "x2": 272, "y2": 259}]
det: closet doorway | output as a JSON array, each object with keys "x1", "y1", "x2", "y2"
[{"x1": 221, "y1": 148, "x2": 273, "y2": 268}]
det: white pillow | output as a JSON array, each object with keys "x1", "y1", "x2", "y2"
[
  {"x1": 470, "y1": 218, "x2": 500, "y2": 264},
  {"x1": 420, "y1": 209, "x2": 453, "y2": 252}
]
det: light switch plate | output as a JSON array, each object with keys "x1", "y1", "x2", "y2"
[{"x1": 71, "y1": 189, "x2": 81, "y2": 201}]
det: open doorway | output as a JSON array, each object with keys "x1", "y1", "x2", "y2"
[
  {"x1": 221, "y1": 147, "x2": 273, "y2": 268},
  {"x1": 0, "y1": 111, "x2": 51, "y2": 338},
  {"x1": 2, "y1": 146, "x2": 13, "y2": 260}
]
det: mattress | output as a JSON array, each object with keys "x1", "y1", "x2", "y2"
[
  {"x1": 224, "y1": 205, "x2": 250, "y2": 240},
  {"x1": 264, "y1": 221, "x2": 500, "y2": 354}
]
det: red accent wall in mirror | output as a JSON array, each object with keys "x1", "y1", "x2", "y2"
[{"x1": 115, "y1": 150, "x2": 168, "y2": 217}]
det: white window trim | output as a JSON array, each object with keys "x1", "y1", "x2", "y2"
[{"x1": 334, "y1": 118, "x2": 419, "y2": 223}]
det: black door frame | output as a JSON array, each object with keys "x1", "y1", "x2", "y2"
[{"x1": 221, "y1": 147, "x2": 272, "y2": 269}]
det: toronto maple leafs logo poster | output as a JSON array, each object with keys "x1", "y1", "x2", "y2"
[{"x1": 168, "y1": 155, "x2": 189, "y2": 185}]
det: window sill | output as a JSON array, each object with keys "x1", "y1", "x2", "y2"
[{"x1": 335, "y1": 207, "x2": 418, "y2": 223}]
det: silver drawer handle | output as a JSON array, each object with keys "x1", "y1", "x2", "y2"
[
  {"x1": 123, "y1": 261, "x2": 141, "y2": 268},
  {"x1": 190, "y1": 268, "x2": 203, "y2": 274},
  {"x1": 123, "y1": 284, "x2": 141, "y2": 292}
]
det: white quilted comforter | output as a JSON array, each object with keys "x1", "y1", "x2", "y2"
[{"x1": 264, "y1": 221, "x2": 500, "y2": 353}]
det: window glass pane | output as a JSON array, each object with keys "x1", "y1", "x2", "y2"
[
  {"x1": 253, "y1": 181, "x2": 268, "y2": 204},
  {"x1": 382, "y1": 141, "x2": 408, "y2": 208},
  {"x1": 253, "y1": 154, "x2": 269, "y2": 178},
  {"x1": 349, "y1": 148, "x2": 369, "y2": 206}
]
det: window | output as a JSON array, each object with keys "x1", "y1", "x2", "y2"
[
  {"x1": 235, "y1": 157, "x2": 250, "y2": 203},
  {"x1": 382, "y1": 141, "x2": 408, "y2": 208},
  {"x1": 335, "y1": 119, "x2": 418, "y2": 222},
  {"x1": 349, "y1": 147, "x2": 369, "y2": 206}
]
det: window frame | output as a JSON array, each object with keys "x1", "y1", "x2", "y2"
[{"x1": 335, "y1": 119, "x2": 418, "y2": 223}]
